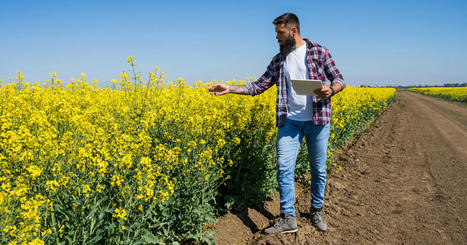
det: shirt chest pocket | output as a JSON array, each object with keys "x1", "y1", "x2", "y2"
[{"x1": 308, "y1": 57, "x2": 326, "y2": 81}]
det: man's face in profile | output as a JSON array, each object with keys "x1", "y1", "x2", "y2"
[{"x1": 275, "y1": 24, "x2": 296, "y2": 55}]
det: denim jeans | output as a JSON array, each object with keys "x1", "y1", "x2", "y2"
[{"x1": 276, "y1": 118, "x2": 330, "y2": 217}]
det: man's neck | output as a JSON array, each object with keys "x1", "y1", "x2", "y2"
[{"x1": 295, "y1": 38, "x2": 306, "y2": 49}]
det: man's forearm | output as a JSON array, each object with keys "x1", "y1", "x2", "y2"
[{"x1": 228, "y1": 85, "x2": 250, "y2": 95}]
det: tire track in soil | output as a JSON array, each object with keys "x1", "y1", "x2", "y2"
[{"x1": 214, "y1": 91, "x2": 467, "y2": 244}]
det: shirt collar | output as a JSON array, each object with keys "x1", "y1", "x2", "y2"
[{"x1": 303, "y1": 38, "x2": 313, "y2": 49}]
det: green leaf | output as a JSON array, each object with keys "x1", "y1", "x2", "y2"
[{"x1": 142, "y1": 230, "x2": 162, "y2": 244}]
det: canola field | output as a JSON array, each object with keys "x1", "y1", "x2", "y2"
[
  {"x1": 408, "y1": 87, "x2": 467, "y2": 103},
  {"x1": 0, "y1": 60, "x2": 396, "y2": 244}
]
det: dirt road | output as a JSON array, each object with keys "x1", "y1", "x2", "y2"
[{"x1": 215, "y1": 90, "x2": 467, "y2": 244}]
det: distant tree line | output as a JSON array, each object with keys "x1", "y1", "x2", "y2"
[
  {"x1": 360, "y1": 82, "x2": 467, "y2": 88},
  {"x1": 397, "y1": 82, "x2": 467, "y2": 89}
]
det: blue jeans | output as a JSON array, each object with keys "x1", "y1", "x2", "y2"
[{"x1": 276, "y1": 118, "x2": 330, "y2": 216}]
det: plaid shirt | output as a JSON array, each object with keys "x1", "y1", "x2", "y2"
[{"x1": 245, "y1": 38, "x2": 346, "y2": 127}]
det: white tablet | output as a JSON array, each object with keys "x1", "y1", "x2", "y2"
[{"x1": 290, "y1": 79, "x2": 323, "y2": 96}]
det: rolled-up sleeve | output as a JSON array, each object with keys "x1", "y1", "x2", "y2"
[
  {"x1": 323, "y1": 47, "x2": 346, "y2": 90},
  {"x1": 245, "y1": 59, "x2": 277, "y2": 96}
]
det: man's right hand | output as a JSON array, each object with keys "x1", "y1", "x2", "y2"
[{"x1": 207, "y1": 84, "x2": 230, "y2": 96}]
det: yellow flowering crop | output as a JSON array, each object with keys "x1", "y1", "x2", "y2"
[
  {"x1": 408, "y1": 87, "x2": 467, "y2": 103},
  {"x1": 0, "y1": 59, "x2": 395, "y2": 243}
]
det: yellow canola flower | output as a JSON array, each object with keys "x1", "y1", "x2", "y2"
[
  {"x1": 26, "y1": 166, "x2": 42, "y2": 180},
  {"x1": 45, "y1": 180, "x2": 59, "y2": 193},
  {"x1": 217, "y1": 138, "x2": 226, "y2": 148},
  {"x1": 113, "y1": 208, "x2": 127, "y2": 221},
  {"x1": 82, "y1": 184, "x2": 91, "y2": 197},
  {"x1": 96, "y1": 184, "x2": 104, "y2": 193},
  {"x1": 111, "y1": 174, "x2": 124, "y2": 187}
]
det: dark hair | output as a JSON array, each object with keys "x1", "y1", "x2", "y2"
[{"x1": 273, "y1": 13, "x2": 300, "y2": 34}]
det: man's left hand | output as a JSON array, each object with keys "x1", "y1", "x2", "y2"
[{"x1": 314, "y1": 85, "x2": 333, "y2": 100}]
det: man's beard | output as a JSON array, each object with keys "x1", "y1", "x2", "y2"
[{"x1": 280, "y1": 35, "x2": 296, "y2": 56}]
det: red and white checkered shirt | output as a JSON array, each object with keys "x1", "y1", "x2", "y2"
[{"x1": 245, "y1": 38, "x2": 346, "y2": 127}]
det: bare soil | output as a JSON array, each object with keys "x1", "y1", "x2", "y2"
[{"x1": 214, "y1": 91, "x2": 467, "y2": 244}]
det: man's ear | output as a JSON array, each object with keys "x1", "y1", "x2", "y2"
[{"x1": 290, "y1": 26, "x2": 298, "y2": 36}]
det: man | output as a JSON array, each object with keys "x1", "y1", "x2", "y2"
[{"x1": 208, "y1": 13, "x2": 345, "y2": 235}]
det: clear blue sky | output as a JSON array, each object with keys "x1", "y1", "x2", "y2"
[{"x1": 1, "y1": 0, "x2": 466, "y2": 87}]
